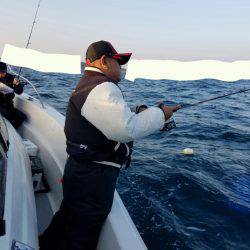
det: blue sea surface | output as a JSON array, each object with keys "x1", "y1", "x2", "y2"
[{"x1": 20, "y1": 67, "x2": 250, "y2": 250}]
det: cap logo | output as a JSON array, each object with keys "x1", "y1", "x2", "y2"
[{"x1": 86, "y1": 58, "x2": 91, "y2": 66}]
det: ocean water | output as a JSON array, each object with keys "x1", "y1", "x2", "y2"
[{"x1": 19, "y1": 67, "x2": 250, "y2": 250}]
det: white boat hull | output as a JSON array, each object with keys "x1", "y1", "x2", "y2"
[{"x1": 0, "y1": 120, "x2": 38, "y2": 249}]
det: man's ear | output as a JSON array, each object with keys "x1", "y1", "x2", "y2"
[{"x1": 100, "y1": 55, "x2": 108, "y2": 70}]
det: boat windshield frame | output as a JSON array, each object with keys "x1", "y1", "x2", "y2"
[{"x1": 0, "y1": 114, "x2": 8, "y2": 236}]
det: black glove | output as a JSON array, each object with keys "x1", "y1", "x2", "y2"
[{"x1": 135, "y1": 104, "x2": 148, "y2": 114}]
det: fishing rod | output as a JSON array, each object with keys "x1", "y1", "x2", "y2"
[
  {"x1": 180, "y1": 88, "x2": 250, "y2": 109},
  {"x1": 17, "y1": 0, "x2": 42, "y2": 78},
  {"x1": 160, "y1": 88, "x2": 250, "y2": 132}
]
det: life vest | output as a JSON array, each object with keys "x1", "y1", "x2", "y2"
[{"x1": 64, "y1": 69, "x2": 133, "y2": 168}]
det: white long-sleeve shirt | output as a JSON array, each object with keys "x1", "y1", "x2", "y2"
[{"x1": 81, "y1": 70, "x2": 165, "y2": 143}]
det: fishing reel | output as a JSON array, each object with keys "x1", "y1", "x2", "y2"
[
  {"x1": 17, "y1": 80, "x2": 29, "y2": 86},
  {"x1": 158, "y1": 103, "x2": 177, "y2": 132},
  {"x1": 162, "y1": 118, "x2": 176, "y2": 132}
]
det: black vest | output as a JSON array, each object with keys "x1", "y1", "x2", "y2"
[{"x1": 64, "y1": 70, "x2": 133, "y2": 167}]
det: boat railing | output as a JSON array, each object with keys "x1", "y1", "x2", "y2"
[{"x1": 7, "y1": 66, "x2": 45, "y2": 109}]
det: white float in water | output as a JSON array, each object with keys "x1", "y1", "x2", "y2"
[{"x1": 183, "y1": 148, "x2": 194, "y2": 155}]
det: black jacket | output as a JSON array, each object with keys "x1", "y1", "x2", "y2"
[{"x1": 0, "y1": 73, "x2": 23, "y2": 109}]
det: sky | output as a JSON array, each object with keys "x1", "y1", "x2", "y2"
[{"x1": 1, "y1": 0, "x2": 250, "y2": 61}]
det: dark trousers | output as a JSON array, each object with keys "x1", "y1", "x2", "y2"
[
  {"x1": 0, "y1": 107, "x2": 27, "y2": 129},
  {"x1": 39, "y1": 157, "x2": 120, "y2": 250}
]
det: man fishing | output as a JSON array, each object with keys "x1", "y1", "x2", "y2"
[
  {"x1": 39, "y1": 40, "x2": 181, "y2": 250},
  {"x1": 0, "y1": 61, "x2": 27, "y2": 128}
]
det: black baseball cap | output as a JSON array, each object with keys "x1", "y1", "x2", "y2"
[
  {"x1": 86, "y1": 41, "x2": 132, "y2": 66},
  {"x1": 0, "y1": 62, "x2": 7, "y2": 72}
]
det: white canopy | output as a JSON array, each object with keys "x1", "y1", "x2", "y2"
[
  {"x1": 125, "y1": 59, "x2": 250, "y2": 82},
  {"x1": 1, "y1": 44, "x2": 81, "y2": 74}
]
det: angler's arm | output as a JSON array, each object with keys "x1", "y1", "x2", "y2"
[{"x1": 81, "y1": 82, "x2": 165, "y2": 143}]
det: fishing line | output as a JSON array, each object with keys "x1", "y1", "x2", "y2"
[{"x1": 133, "y1": 149, "x2": 172, "y2": 169}]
